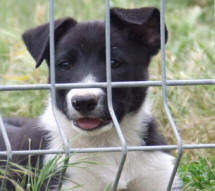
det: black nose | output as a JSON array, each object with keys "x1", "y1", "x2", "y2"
[{"x1": 72, "y1": 96, "x2": 98, "y2": 114}]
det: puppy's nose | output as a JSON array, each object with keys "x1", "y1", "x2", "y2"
[{"x1": 72, "y1": 96, "x2": 98, "y2": 114}]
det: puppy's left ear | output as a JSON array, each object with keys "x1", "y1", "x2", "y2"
[
  {"x1": 22, "y1": 18, "x2": 76, "y2": 68},
  {"x1": 111, "y1": 7, "x2": 167, "y2": 55}
]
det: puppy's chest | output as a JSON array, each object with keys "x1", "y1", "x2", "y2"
[
  {"x1": 62, "y1": 151, "x2": 144, "y2": 190},
  {"x1": 44, "y1": 119, "x2": 144, "y2": 190}
]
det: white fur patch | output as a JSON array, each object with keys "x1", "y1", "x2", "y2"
[
  {"x1": 39, "y1": 96, "x2": 182, "y2": 191},
  {"x1": 66, "y1": 74, "x2": 104, "y2": 118},
  {"x1": 41, "y1": 100, "x2": 113, "y2": 136}
]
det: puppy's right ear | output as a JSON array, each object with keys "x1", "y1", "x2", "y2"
[
  {"x1": 22, "y1": 18, "x2": 76, "y2": 68},
  {"x1": 111, "y1": 7, "x2": 167, "y2": 56}
]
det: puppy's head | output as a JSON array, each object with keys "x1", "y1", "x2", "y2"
[{"x1": 22, "y1": 7, "x2": 167, "y2": 133}]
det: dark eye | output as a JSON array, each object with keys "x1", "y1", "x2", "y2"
[
  {"x1": 111, "y1": 59, "x2": 121, "y2": 69},
  {"x1": 57, "y1": 61, "x2": 72, "y2": 71}
]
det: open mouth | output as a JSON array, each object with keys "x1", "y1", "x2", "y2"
[{"x1": 73, "y1": 118, "x2": 111, "y2": 131}]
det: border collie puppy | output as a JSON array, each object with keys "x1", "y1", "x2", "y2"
[{"x1": 0, "y1": 7, "x2": 182, "y2": 191}]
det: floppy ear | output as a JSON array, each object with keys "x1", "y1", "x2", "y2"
[
  {"x1": 110, "y1": 7, "x2": 168, "y2": 55},
  {"x1": 22, "y1": 17, "x2": 77, "y2": 68}
]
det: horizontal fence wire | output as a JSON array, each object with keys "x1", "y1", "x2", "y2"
[
  {"x1": 0, "y1": 0, "x2": 214, "y2": 191},
  {"x1": 0, "y1": 144, "x2": 215, "y2": 156},
  {"x1": 0, "y1": 79, "x2": 215, "y2": 91}
]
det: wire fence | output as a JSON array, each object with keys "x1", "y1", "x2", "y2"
[{"x1": 0, "y1": 0, "x2": 215, "y2": 191}]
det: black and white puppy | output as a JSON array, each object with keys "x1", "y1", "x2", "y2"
[{"x1": 0, "y1": 7, "x2": 182, "y2": 191}]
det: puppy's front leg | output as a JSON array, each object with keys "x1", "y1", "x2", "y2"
[
  {"x1": 123, "y1": 151, "x2": 182, "y2": 191},
  {"x1": 125, "y1": 174, "x2": 182, "y2": 191}
]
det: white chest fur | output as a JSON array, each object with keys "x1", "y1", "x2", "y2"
[{"x1": 40, "y1": 102, "x2": 181, "y2": 191}]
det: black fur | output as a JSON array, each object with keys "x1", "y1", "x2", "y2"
[
  {"x1": 0, "y1": 7, "x2": 168, "y2": 190},
  {"x1": 0, "y1": 119, "x2": 50, "y2": 190}
]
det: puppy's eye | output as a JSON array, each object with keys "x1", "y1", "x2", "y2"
[
  {"x1": 111, "y1": 59, "x2": 121, "y2": 69},
  {"x1": 57, "y1": 61, "x2": 72, "y2": 71}
]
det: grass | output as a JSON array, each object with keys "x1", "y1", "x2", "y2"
[
  {"x1": 179, "y1": 154, "x2": 215, "y2": 191},
  {"x1": 0, "y1": 153, "x2": 99, "y2": 191},
  {"x1": 0, "y1": 0, "x2": 215, "y2": 190}
]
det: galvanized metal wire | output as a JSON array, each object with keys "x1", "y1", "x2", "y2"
[
  {"x1": 160, "y1": 1, "x2": 183, "y2": 190},
  {"x1": 0, "y1": 144, "x2": 215, "y2": 156},
  {"x1": 48, "y1": 0, "x2": 70, "y2": 190},
  {"x1": 105, "y1": 1, "x2": 127, "y2": 190},
  {"x1": 0, "y1": 0, "x2": 215, "y2": 191},
  {"x1": 0, "y1": 79, "x2": 215, "y2": 91},
  {"x1": 0, "y1": 114, "x2": 12, "y2": 190}
]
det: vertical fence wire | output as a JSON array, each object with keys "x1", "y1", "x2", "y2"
[
  {"x1": 105, "y1": 1, "x2": 128, "y2": 190},
  {"x1": 160, "y1": 0, "x2": 183, "y2": 190},
  {"x1": 0, "y1": 115, "x2": 12, "y2": 190},
  {"x1": 48, "y1": 0, "x2": 70, "y2": 190},
  {"x1": 214, "y1": 0, "x2": 215, "y2": 49}
]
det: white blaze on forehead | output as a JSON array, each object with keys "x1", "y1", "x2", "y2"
[
  {"x1": 66, "y1": 74, "x2": 104, "y2": 112},
  {"x1": 81, "y1": 74, "x2": 96, "y2": 83},
  {"x1": 67, "y1": 74, "x2": 104, "y2": 97}
]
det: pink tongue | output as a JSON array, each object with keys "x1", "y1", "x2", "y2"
[{"x1": 77, "y1": 118, "x2": 101, "y2": 130}]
